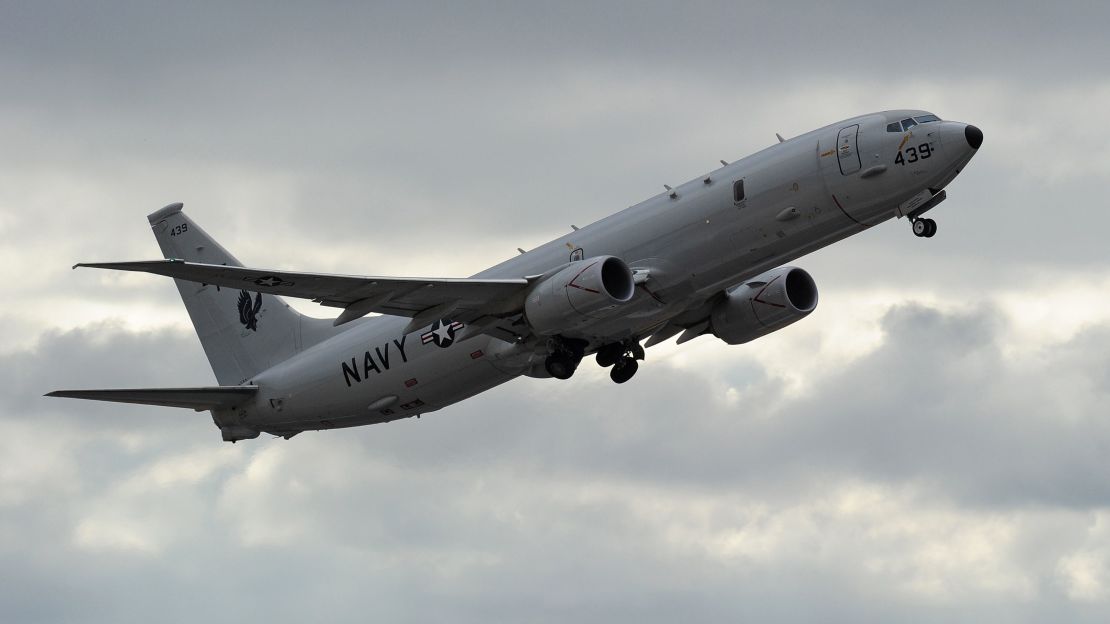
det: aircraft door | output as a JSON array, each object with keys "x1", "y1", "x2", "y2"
[
  {"x1": 819, "y1": 123, "x2": 880, "y2": 226},
  {"x1": 836, "y1": 124, "x2": 861, "y2": 175}
]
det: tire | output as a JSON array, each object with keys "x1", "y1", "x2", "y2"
[
  {"x1": 595, "y1": 343, "x2": 623, "y2": 368},
  {"x1": 924, "y1": 219, "x2": 937, "y2": 238},
  {"x1": 912, "y1": 219, "x2": 927, "y2": 237},
  {"x1": 545, "y1": 355, "x2": 576, "y2": 380},
  {"x1": 609, "y1": 358, "x2": 639, "y2": 384}
]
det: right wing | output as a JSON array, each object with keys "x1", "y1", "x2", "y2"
[
  {"x1": 75, "y1": 259, "x2": 533, "y2": 331},
  {"x1": 45, "y1": 386, "x2": 258, "y2": 412}
]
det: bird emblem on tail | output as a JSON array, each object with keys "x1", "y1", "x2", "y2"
[{"x1": 237, "y1": 290, "x2": 263, "y2": 331}]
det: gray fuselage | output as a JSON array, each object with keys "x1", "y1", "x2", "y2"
[{"x1": 232, "y1": 109, "x2": 979, "y2": 436}]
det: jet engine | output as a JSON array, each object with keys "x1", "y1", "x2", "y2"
[
  {"x1": 710, "y1": 266, "x2": 818, "y2": 345},
  {"x1": 524, "y1": 256, "x2": 636, "y2": 335}
]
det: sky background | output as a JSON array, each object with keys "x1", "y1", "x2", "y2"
[{"x1": 3, "y1": 1, "x2": 1110, "y2": 622}]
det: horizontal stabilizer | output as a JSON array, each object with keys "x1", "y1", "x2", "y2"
[
  {"x1": 46, "y1": 386, "x2": 258, "y2": 412},
  {"x1": 74, "y1": 259, "x2": 530, "y2": 326}
]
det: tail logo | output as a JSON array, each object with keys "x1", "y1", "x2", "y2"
[{"x1": 237, "y1": 291, "x2": 263, "y2": 331}]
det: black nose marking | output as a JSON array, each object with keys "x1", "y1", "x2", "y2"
[{"x1": 965, "y1": 125, "x2": 983, "y2": 149}]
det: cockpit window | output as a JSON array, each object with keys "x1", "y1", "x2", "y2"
[
  {"x1": 886, "y1": 122, "x2": 902, "y2": 133},
  {"x1": 900, "y1": 118, "x2": 918, "y2": 131},
  {"x1": 914, "y1": 114, "x2": 940, "y2": 123}
]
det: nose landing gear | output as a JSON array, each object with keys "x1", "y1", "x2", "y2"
[
  {"x1": 595, "y1": 341, "x2": 645, "y2": 384},
  {"x1": 912, "y1": 217, "x2": 937, "y2": 238}
]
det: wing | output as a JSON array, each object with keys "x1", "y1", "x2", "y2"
[
  {"x1": 46, "y1": 386, "x2": 258, "y2": 412},
  {"x1": 75, "y1": 259, "x2": 532, "y2": 330}
]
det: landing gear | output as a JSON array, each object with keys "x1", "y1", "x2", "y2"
[
  {"x1": 595, "y1": 343, "x2": 625, "y2": 368},
  {"x1": 544, "y1": 337, "x2": 587, "y2": 380},
  {"x1": 544, "y1": 354, "x2": 578, "y2": 380},
  {"x1": 596, "y1": 340, "x2": 645, "y2": 383},
  {"x1": 912, "y1": 217, "x2": 937, "y2": 238},
  {"x1": 610, "y1": 357, "x2": 638, "y2": 384}
]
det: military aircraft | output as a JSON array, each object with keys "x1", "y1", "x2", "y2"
[{"x1": 48, "y1": 110, "x2": 983, "y2": 442}]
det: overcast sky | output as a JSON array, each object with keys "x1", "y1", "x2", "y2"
[{"x1": 3, "y1": 1, "x2": 1110, "y2": 622}]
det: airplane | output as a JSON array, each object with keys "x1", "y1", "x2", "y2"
[{"x1": 48, "y1": 110, "x2": 983, "y2": 442}]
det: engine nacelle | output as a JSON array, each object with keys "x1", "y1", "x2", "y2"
[
  {"x1": 524, "y1": 256, "x2": 636, "y2": 335},
  {"x1": 711, "y1": 266, "x2": 818, "y2": 345}
]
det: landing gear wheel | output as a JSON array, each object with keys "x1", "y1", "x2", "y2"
[
  {"x1": 544, "y1": 354, "x2": 578, "y2": 380},
  {"x1": 609, "y1": 357, "x2": 639, "y2": 384},
  {"x1": 595, "y1": 343, "x2": 624, "y2": 368},
  {"x1": 913, "y1": 218, "x2": 937, "y2": 238},
  {"x1": 596, "y1": 341, "x2": 646, "y2": 368},
  {"x1": 629, "y1": 342, "x2": 645, "y2": 361}
]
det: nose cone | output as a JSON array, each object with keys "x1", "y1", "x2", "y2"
[{"x1": 965, "y1": 124, "x2": 983, "y2": 149}]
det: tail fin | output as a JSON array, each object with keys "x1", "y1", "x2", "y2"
[{"x1": 147, "y1": 203, "x2": 339, "y2": 384}]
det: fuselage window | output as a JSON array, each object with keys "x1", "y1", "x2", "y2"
[
  {"x1": 733, "y1": 179, "x2": 745, "y2": 204},
  {"x1": 901, "y1": 118, "x2": 918, "y2": 131},
  {"x1": 887, "y1": 122, "x2": 902, "y2": 133}
]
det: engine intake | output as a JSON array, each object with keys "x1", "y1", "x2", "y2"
[
  {"x1": 711, "y1": 266, "x2": 818, "y2": 345},
  {"x1": 525, "y1": 256, "x2": 635, "y2": 335}
]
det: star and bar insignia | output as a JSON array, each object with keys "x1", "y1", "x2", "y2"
[{"x1": 421, "y1": 319, "x2": 465, "y2": 348}]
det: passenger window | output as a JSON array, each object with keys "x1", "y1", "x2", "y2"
[
  {"x1": 733, "y1": 179, "x2": 745, "y2": 204},
  {"x1": 901, "y1": 118, "x2": 918, "y2": 131},
  {"x1": 887, "y1": 122, "x2": 902, "y2": 133}
]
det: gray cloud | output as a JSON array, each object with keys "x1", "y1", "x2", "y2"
[
  {"x1": 4, "y1": 2, "x2": 1110, "y2": 622},
  {"x1": 5, "y1": 300, "x2": 1110, "y2": 622}
]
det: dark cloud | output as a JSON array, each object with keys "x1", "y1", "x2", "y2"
[
  {"x1": 4, "y1": 2, "x2": 1110, "y2": 622},
  {"x1": 3, "y1": 302, "x2": 1110, "y2": 621}
]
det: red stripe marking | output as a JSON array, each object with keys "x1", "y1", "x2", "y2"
[
  {"x1": 567, "y1": 261, "x2": 601, "y2": 294},
  {"x1": 753, "y1": 275, "x2": 787, "y2": 309}
]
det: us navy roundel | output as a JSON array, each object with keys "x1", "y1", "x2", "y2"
[{"x1": 421, "y1": 319, "x2": 464, "y2": 348}]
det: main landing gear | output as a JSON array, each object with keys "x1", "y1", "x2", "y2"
[
  {"x1": 911, "y1": 217, "x2": 937, "y2": 238},
  {"x1": 544, "y1": 338, "x2": 645, "y2": 384},
  {"x1": 544, "y1": 338, "x2": 586, "y2": 380},
  {"x1": 595, "y1": 341, "x2": 645, "y2": 384}
]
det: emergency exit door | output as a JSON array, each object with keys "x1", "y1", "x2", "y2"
[{"x1": 836, "y1": 124, "x2": 861, "y2": 175}]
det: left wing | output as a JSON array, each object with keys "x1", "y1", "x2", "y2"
[{"x1": 76, "y1": 259, "x2": 531, "y2": 330}]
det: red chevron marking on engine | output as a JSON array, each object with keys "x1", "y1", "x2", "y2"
[{"x1": 567, "y1": 261, "x2": 601, "y2": 294}]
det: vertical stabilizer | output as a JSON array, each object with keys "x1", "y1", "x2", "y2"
[{"x1": 147, "y1": 203, "x2": 339, "y2": 384}]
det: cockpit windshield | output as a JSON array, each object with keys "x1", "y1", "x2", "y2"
[{"x1": 886, "y1": 114, "x2": 942, "y2": 132}]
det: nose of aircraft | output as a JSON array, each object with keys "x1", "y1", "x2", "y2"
[{"x1": 965, "y1": 124, "x2": 983, "y2": 149}]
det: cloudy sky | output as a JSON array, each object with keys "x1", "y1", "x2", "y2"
[{"x1": 3, "y1": 1, "x2": 1110, "y2": 621}]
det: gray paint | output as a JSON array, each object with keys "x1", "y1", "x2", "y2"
[{"x1": 54, "y1": 110, "x2": 981, "y2": 441}]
